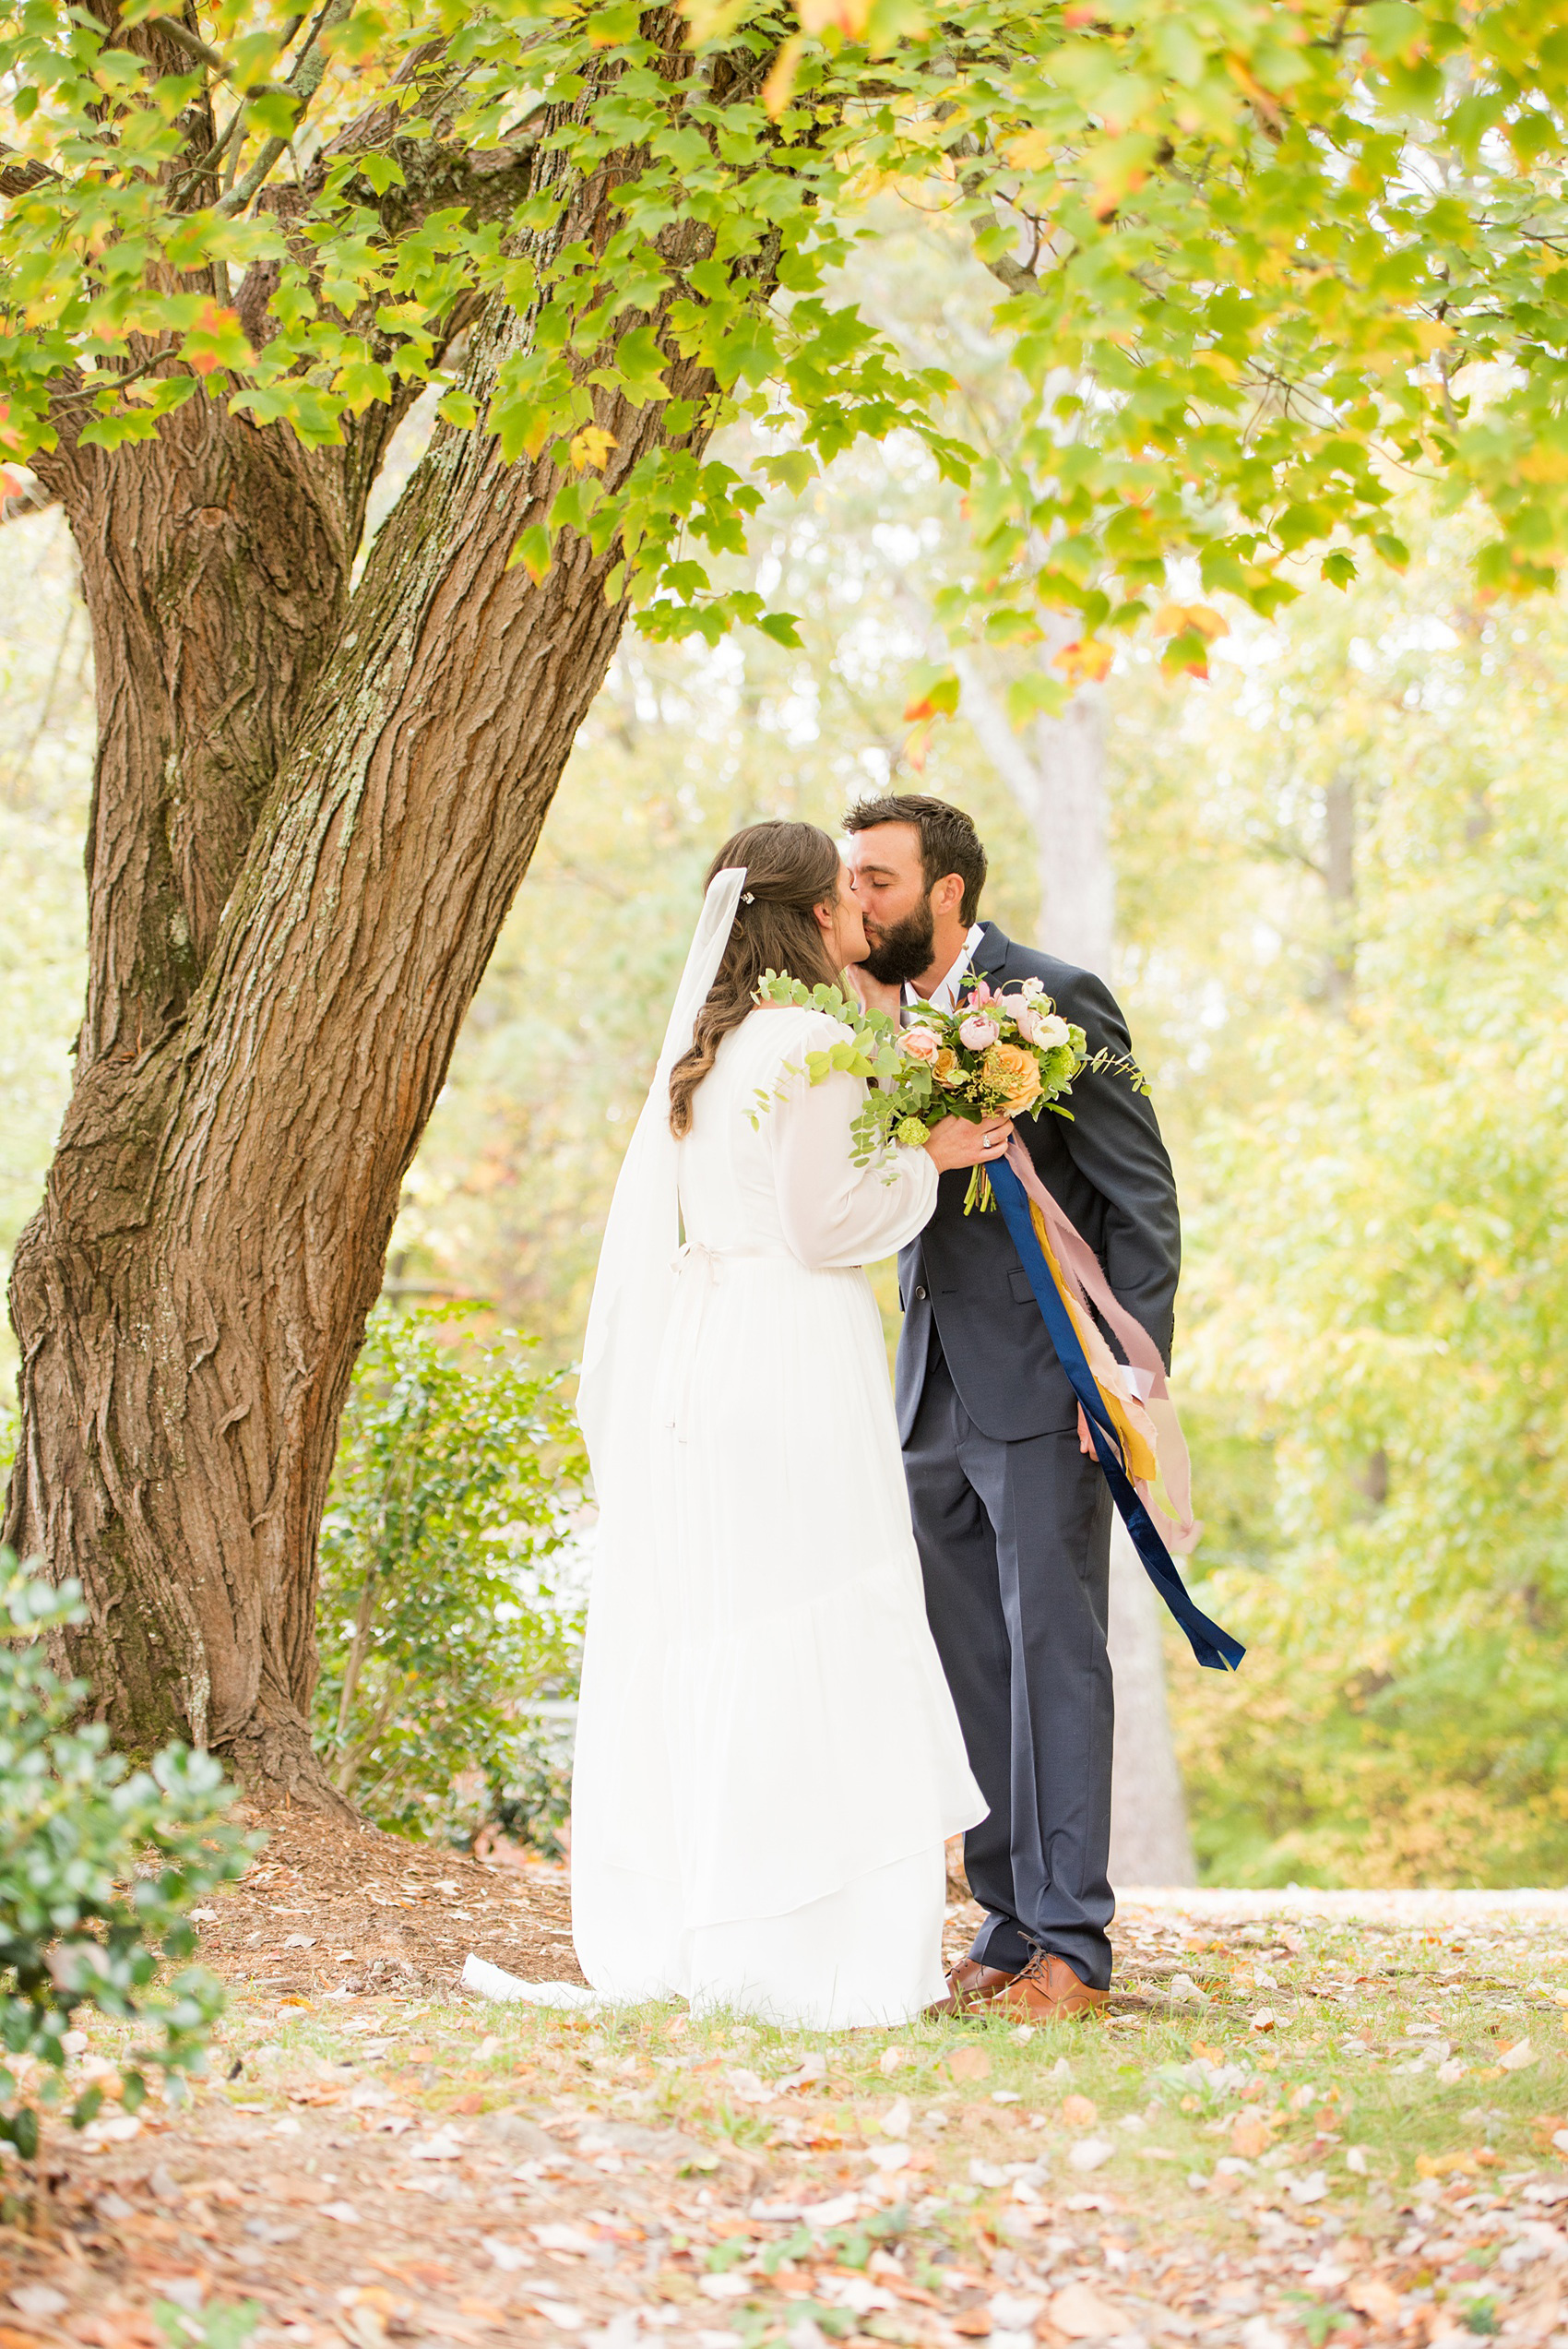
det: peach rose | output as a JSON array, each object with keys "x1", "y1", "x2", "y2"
[
  {"x1": 900, "y1": 1024, "x2": 942, "y2": 1062},
  {"x1": 983, "y1": 1042, "x2": 1042, "y2": 1113},
  {"x1": 932, "y1": 1047, "x2": 961, "y2": 1087}
]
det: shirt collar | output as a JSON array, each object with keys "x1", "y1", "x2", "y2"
[{"x1": 906, "y1": 921, "x2": 988, "y2": 1013}]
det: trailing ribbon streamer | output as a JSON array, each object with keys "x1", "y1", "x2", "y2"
[
  {"x1": 1004, "y1": 1138, "x2": 1198, "y2": 1557},
  {"x1": 989, "y1": 1154, "x2": 1245, "y2": 1675}
]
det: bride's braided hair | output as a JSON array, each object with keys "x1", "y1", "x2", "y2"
[{"x1": 669, "y1": 821, "x2": 844, "y2": 1138}]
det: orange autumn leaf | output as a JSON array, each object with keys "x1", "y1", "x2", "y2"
[
  {"x1": 1345, "y1": 2277, "x2": 1404, "y2": 2324},
  {"x1": 184, "y1": 301, "x2": 251, "y2": 378},
  {"x1": 763, "y1": 35, "x2": 803, "y2": 117},
  {"x1": 1153, "y1": 600, "x2": 1229, "y2": 641},
  {"x1": 1052, "y1": 638, "x2": 1115, "y2": 686},
  {"x1": 798, "y1": 0, "x2": 872, "y2": 32}
]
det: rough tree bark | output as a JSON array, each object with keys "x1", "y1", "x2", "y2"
[
  {"x1": 4, "y1": 7, "x2": 764, "y2": 1796},
  {"x1": 953, "y1": 629, "x2": 1199, "y2": 1889}
]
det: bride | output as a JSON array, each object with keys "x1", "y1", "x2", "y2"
[{"x1": 572, "y1": 820, "x2": 1010, "y2": 2027}]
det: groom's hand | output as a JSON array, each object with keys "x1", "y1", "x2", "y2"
[
  {"x1": 1077, "y1": 1405, "x2": 1096, "y2": 1459},
  {"x1": 922, "y1": 1115, "x2": 1013, "y2": 1173}
]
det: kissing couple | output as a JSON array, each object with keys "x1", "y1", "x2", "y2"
[{"x1": 571, "y1": 794, "x2": 1180, "y2": 2027}]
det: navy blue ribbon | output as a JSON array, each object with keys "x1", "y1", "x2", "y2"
[{"x1": 991, "y1": 1158, "x2": 1244, "y2": 1675}]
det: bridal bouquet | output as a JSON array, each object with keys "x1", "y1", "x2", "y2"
[{"x1": 754, "y1": 972, "x2": 1141, "y2": 1210}]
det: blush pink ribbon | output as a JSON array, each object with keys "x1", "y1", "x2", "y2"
[{"x1": 1005, "y1": 1136, "x2": 1200, "y2": 1555}]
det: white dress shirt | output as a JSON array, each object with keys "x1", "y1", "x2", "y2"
[{"x1": 907, "y1": 921, "x2": 988, "y2": 1012}]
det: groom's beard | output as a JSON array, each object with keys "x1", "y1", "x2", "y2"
[{"x1": 859, "y1": 897, "x2": 936, "y2": 987}]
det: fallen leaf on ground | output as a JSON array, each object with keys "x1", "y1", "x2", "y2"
[
  {"x1": 1049, "y1": 2283, "x2": 1131, "y2": 2339},
  {"x1": 1345, "y1": 2276, "x2": 1403, "y2": 2322}
]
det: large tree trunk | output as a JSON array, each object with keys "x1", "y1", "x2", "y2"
[
  {"x1": 955, "y1": 632, "x2": 1198, "y2": 1890},
  {"x1": 4, "y1": 31, "x2": 736, "y2": 1793}
]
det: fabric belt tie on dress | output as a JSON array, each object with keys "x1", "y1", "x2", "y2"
[{"x1": 665, "y1": 1241, "x2": 763, "y2": 1437}]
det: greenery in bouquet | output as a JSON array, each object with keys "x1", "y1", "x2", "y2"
[
  {"x1": 0, "y1": 1555, "x2": 250, "y2": 2164},
  {"x1": 754, "y1": 972, "x2": 1137, "y2": 1210}
]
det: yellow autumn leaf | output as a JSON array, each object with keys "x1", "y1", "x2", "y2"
[
  {"x1": 569, "y1": 425, "x2": 618, "y2": 472},
  {"x1": 1003, "y1": 128, "x2": 1055, "y2": 172}
]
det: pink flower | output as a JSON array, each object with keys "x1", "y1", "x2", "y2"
[
  {"x1": 900, "y1": 1025, "x2": 942, "y2": 1062},
  {"x1": 958, "y1": 1014, "x2": 999, "y2": 1050},
  {"x1": 1004, "y1": 993, "x2": 1042, "y2": 1043},
  {"x1": 1008, "y1": 996, "x2": 1069, "y2": 1050}
]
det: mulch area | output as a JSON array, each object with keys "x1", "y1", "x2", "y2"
[
  {"x1": 200, "y1": 1814, "x2": 1166, "y2": 2013},
  {"x1": 195, "y1": 1806, "x2": 586, "y2": 1999}
]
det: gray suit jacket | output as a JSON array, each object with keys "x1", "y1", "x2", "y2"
[{"x1": 895, "y1": 922, "x2": 1181, "y2": 1444}]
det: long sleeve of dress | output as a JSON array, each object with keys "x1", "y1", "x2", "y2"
[{"x1": 769, "y1": 1017, "x2": 937, "y2": 1270}]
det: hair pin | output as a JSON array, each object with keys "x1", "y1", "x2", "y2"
[{"x1": 741, "y1": 891, "x2": 754, "y2": 904}]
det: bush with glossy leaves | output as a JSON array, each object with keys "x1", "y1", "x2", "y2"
[{"x1": 0, "y1": 1556, "x2": 250, "y2": 2158}]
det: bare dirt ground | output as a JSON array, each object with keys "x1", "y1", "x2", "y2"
[
  {"x1": 1, "y1": 1817, "x2": 1565, "y2": 2349},
  {"x1": 183, "y1": 1808, "x2": 584, "y2": 2000}
]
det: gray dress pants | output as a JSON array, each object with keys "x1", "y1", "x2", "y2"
[{"x1": 904, "y1": 1332, "x2": 1116, "y2": 1990}]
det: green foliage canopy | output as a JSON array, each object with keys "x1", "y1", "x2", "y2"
[{"x1": 7, "y1": 0, "x2": 1568, "y2": 677}]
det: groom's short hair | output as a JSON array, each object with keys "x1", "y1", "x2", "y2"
[{"x1": 843, "y1": 794, "x2": 988, "y2": 924}]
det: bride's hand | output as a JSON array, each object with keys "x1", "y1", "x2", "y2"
[
  {"x1": 922, "y1": 1115, "x2": 1013, "y2": 1173},
  {"x1": 845, "y1": 961, "x2": 902, "y2": 1019}
]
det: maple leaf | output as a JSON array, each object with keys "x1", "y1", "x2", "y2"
[
  {"x1": 1053, "y1": 638, "x2": 1116, "y2": 686},
  {"x1": 184, "y1": 303, "x2": 252, "y2": 380},
  {"x1": 569, "y1": 426, "x2": 618, "y2": 473}
]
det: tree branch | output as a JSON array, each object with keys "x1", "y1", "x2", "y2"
[{"x1": 216, "y1": 0, "x2": 350, "y2": 217}]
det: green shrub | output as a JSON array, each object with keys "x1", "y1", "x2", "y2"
[
  {"x1": 315, "y1": 1307, "x2": 588, "y2": 1842},
  {"x1": 0, "y1": 1556, "x2": 249, "y2": 2159},
  {"x1": 485, "y1": 1713, "x2": 576, "y2": 1862}
]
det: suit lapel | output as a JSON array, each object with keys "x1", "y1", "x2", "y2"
[{"x1": 971, "y1": 919, "x2": 1014, "y2": 990}]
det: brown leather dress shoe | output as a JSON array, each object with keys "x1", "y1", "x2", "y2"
[
  {"x1": 993, "y1": 1950, "x2": 1109, "y2": 2021},
  {"x1": 924, "y1": 1957, "x2": 1018, "y2": 2019}
]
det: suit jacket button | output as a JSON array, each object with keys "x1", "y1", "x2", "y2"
[{"x1": 915, "y1": 1286, "x2": 927, "y2": 1300}]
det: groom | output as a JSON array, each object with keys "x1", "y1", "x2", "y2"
[{"x1": 845, "y1": 794, "x2": 1181, "y2": 2021}]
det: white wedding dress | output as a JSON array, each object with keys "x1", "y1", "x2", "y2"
[{"x1": 572, "y1": 988, "x2": 983, "y2": 2028}]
